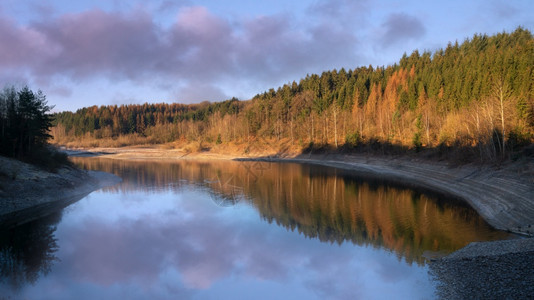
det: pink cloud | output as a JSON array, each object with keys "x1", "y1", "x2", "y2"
[
  {"x1": 34, "y1": 9, "x2": 161, "y2": 79},
  {"x1": 0, "y1": 4, "x2": 364, "y2": 104},
  {"x1": 0, "y1": 17, "x2": 50, "y2": 66}
]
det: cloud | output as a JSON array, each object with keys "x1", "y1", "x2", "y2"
[
  {"x1": 0, "y1": 17, "x2": 49, "y2": 67},
  {"x1": 34, "y1": 9, "x2": 161, "y2": 80},
  {"x1": 177, "y1": 82, "x2": 228, "y2": 103},
  {"x1": 379, "y1": 13, "x2": 426, "y2": 48},
  {"x1": 0, "y1": 4, "x2": 364, "y2": 104},
  {"x1": 489, "y1": 0, "x2": 519, "y2": 19},
  {"x1": 308, "y1": 0, "x2": 369, "y2": 26},
  {"x1": 47, "y1": 85, "x2": 73, "y2": 97},
  {"x1": 235, "y1": 13, "x2": 359, "y2": 83},
  {"x1": 156, "y1": 0, "x2": 191, "y2": 13}
]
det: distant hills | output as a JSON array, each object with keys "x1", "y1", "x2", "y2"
[{"x1": 53, "y1": 27, "x2": 533, "y2": 161}]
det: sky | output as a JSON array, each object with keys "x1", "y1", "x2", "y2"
[{"x1": 0, "y1": 0, "x2": 533, "y2": 112}]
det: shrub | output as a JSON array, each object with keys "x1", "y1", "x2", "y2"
[
  {"x1": 413, "y1": 132, "x2": 422, "y2": 151},
  {"x1": 26, "y1": 147, "x2": 72, "y2": 172},
  {"x1": 345, "y1": 131, "x2": 361, "y2": 147}
]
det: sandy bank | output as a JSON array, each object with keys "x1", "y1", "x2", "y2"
[
  {"x1": 0, "y1": 156, "x2": 121, "y2": 227},
  {"x1": 65, "y1": 146, "x2": 534, "y2": 236}
]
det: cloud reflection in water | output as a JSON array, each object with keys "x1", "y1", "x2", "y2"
[
  {"x1": 11, "y1": 186, "x2": 434, "y2": 299},
  {"x1": 6, "y1": 157, "x2": 511, "y2": 299}
]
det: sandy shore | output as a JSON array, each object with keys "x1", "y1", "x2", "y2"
[
  {"x1": 68, "y1": 146, "x2": 534, "y2": 237},
  {"x1": 0, "y1": 156, "x2": 121, "y2": 227}
]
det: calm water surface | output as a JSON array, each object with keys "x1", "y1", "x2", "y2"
[{"x1": 0, "y1": 157, "x2": 511, "y2": 299}]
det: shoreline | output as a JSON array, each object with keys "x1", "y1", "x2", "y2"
[
  {"x1": 0, "y1": 155, "x2": 121, "y2": 228},
  {"x1": 14, "y1": 146, "x2": 533, "y2": 298},
  {"x1": 430, "y1": 238, "x2": 534, "y2": 299},
  {"x1": 65, "y1": 146, "x2": 534, "y2": 237},
  {"x1": 240, "y1": 154, "x2": 534, "y2": 237},
  {"x1": 68, "y1": 146, "x2": 534, "y2": 298}
]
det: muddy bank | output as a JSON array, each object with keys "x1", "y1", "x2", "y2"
[{"x1": 0, "y1": 156, "x2": 121, "y2": 227}]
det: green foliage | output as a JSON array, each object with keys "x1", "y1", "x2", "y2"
[
  {"x1": 54, "y1": 99, "x2": 244, "y2": 139},
  {"x1": 413, "y1": 132, "x2": 422, "y2": 151},
  {"x1": 345, "y1": 131, "x2": 361, "y2": 147},
  {"x1": 0, "y1": 86, "x2": 53, "y2": 159},
  {"x1": 52, "y1": 28, "x2": 533, "y2": 160}
]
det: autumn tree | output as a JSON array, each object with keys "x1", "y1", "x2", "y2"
[{"x1": 51, "y1": 28, "x2": 533, "y2": 160}]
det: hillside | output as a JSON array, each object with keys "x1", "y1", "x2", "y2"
[{"x1": 52, "y1": 28, "x2": 534, "y2": 162}]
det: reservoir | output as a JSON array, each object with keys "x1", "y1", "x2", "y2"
[{"x1": 0, "y1": 157, "x2": 511, "y2": 299}]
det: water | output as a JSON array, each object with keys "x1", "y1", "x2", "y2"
[{"x1": 0, "y1": 157, "x2": 511, "y2": 299}]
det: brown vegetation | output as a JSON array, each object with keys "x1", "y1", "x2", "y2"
[{"x1": 52, "y1": 28, "x2": 534, "y2": 163}]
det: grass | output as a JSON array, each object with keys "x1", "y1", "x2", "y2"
[{"x1": 23, "y1": 147, "x2": 73, "y2": 172}]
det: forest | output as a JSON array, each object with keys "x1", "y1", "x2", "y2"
[
  {"x1": 52, "y1": 28, "x2": 534, "y2": 161},
  {"x1": 0, "y1": 86, "x2": 69, "y2": 169}
]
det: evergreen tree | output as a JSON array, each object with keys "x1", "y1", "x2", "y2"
[{"x1": 0, "y1": 86, "x2": 53, "y2": 159}]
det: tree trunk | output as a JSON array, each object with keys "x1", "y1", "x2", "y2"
[
  {"x1": 324, "y1": 114, "x2": 328, "y2": 144},
  {"x1": 499, "y1": 86, "x2": 506, "y2": 158},
  {"x1": 333, "y1": 106, "x2": 338, "y2": 148},
  {"x1": 290, "y1": 117, "x2": 294, "y2": 145},
  {"x1": 310, "y1": 113, "x2": 314, "y2": 144}
]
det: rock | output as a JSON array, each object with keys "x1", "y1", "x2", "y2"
[{"x1": 430, "y1": 238, "x2": 534, "y2": 299}]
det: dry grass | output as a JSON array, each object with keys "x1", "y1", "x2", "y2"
[{"x1": 53, "y1": 134, "x2": 156, "y2": 149}]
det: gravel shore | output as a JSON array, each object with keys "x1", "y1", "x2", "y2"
[
  {"x1": 430, "y1": 238, "x2": 534, "y2": 299},
  {"x1": 235, "y1": 153, "x2": 534, "y2": 298}
]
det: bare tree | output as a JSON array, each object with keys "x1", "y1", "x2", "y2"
[{"x1": 491, "y1": 78, "x2": 513, "y2": 158}]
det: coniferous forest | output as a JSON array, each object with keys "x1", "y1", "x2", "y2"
[{"x1": 52, "y1": 28, "x2": 534, "y2": 161}]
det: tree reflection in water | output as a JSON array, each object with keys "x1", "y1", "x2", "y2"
[
  {"x1": 0, "y1": 212, "x2": 61, "y2": 290},
  {"x1": 71, "y1": 157, "x2": 510, "y2": 264}
]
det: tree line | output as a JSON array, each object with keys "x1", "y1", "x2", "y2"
[
  {"x1": 0, "y1": 86, "x2": 53, "y2": 159},
  {"x1": 53, "y1": 28, "x2": 534, "y2": 161}
]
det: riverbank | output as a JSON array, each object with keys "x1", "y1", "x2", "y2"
[
  {"x1": 430, "y1": 237, "x2": 534, "y2": 299},
  {"x1": 65, "y1": 146, "x2": 534, "y2": 237},
  {"x1": 242, "y1": 153, "x2": 534, "y2": 237},
  {"x1": 63, "y1": 146, "x2": 534, "y2": 298},
  {"x1": 0, "y1": 155, "x2": 121, "y2": 227}
]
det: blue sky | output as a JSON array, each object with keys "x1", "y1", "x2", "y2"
[{"x1": 0, "y1": 0, "x2": 533, "y2": 112}]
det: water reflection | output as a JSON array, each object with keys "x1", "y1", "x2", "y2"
[
  {"x1": 0, "y1": 157, "x2": 512, "y2": 299},
  {"x1": 31, "y1": 190, "x2": 433, "y2": 299},
  {"x1": 0, "y1": 212, "x2": 61, "y2": 289},
  {"x1": 72, "y1": 157, "x2": 510, "y2": 264}
]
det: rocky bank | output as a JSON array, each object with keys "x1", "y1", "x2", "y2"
[{"x1": 0, "y1": 155, "x2": 121, "y2": 227}]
